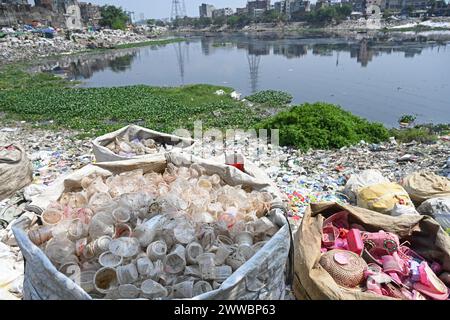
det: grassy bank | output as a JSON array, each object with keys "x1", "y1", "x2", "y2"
[
  {"x1": 2, "y1": 66, "x2": 444, "y2": 150},
  {"x1": 111, "y1": 37, "x2": 185, "y2": 50},
  {"x1": 0, "y1": 67, "x2": 261, "y2": 136}
]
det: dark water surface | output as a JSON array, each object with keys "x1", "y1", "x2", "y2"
[{"x1": 34, "y1": 34, "x2": 450, "y2": 126}]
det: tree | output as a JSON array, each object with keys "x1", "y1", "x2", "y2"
[
  {"x1": 305, "y1": 4, "x2": 352, "y2": 25},
  {"x1": 100, "y1": 5, "x2": 129, "y2": 30},
  {"x1": 212, "y1": 15, "x2": 227, "y2": 26},
  {"x1": 383, "y1": 9, "x2": 393, "y2": 19}
]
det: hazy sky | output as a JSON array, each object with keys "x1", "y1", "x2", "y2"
[{"x1": 88, "y1": 0, "x2": 248, "y2": 19}]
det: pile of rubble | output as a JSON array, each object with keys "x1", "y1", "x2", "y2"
[{"x1": 0, "y1": 29, "x2": 160, "y2": 63}]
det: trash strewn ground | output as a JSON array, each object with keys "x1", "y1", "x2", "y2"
[
  {"x1": 0, "y1": 29, "x2": 165, "y2": 63},
  {"x1": 0, "y1": 120, "x2": 449, "y2": 299}
]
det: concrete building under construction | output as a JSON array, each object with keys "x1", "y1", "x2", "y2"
[{"x1": 0, "y1": 0, "x2": 100, "y2": 28}]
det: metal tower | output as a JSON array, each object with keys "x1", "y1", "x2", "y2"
[
  {"x1": 247, "y1": 54, "x2": 261, "y2": 94},
  {"x1": 171, "y1": 0, "x2": 187, "y2": 21},
  {"x1": 174, "y1": 42, "x2": 186, "y2": 84}
]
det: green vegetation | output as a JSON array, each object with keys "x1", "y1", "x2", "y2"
[
  {"x1": 390, "y1": 123, "x2": 448, "y2": 143},
  {"x1": 390, "y1": 127, "x2": 438, "y2": 144},
  {"x1": 246, "y1": 90, "x2": 293, "y2": 106},
  {"x1": 0, "y1": 67, "x2": 261, "y2": 136},
  {"x1": 146, "y1": 19, "x2": 167, "y2": 27},
  {"x1": 99, "y1": 5, "x2": 130, "y2": 30},
  {"x1": 387, "y1": 25, "x2": 450, "y2": 32},
  {"x1": 305, "y1": 4, "x2": 352, "y2": 25},
  {"x1": 257, "y1": 102, "x2": 390, "y2": 151},
  {"x1": 6, "y1": 66, "x2": 442, "y2": 151},
  {"x1": 0, "y1": 66, "x2": 72, "y2": 90},
  {"x1": 398, "y1": 114, "x2": 416, "y2": 124},
  {"x1": 112, "y1": 38, "x2": 184, "y2": 49}
]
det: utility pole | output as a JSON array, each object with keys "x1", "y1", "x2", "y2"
[{"x1": 171, "y1": 0, "x2": 187, "y2": 21}]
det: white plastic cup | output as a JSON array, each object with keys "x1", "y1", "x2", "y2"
[
  {"x1": 235, "y1": 231, "x2": 254, "y2": 246},
  {"x1": 141, "y1": 279, "x2": 168, "y2": 299},
  {"x1": 136, "y1": 256, "x2": 154, "y2": 277},
  {"x1": 83, "y1": 236, "x2": 112, "y2": 259},
  {"x1": 172, "y1": 280, "x2": 194, "y2": 298},
  {"x1": 186, "y1": 242, "x2": 204, "y2": 264},
  {"x1": 118, "y1": 284, "x2": 141, "y2": 299},
  {"x1": 41, "y1": 208, "x2": 63, "y2": 227},
  {"x1": 134, "y1": 215, "x2": 162, "y2": 247},
  {"x1": 112, "y1": 207, "x2": 131, "y2": 223},
  {"x1": 146, "y1": 240, "x2": 167, "y2": 261},
  {"x1": 197, "y1": 252, "x2": 216, "y2": 280},
  {"x1": 67, "y1": 219, "x2": 88, "y2": 241},
  {"x1": 213, "y1": 265, "x2": 232, "y2": 281},
  {"x1": 116, "y1": 263, "x2": 139, "y2": 285},
  {"x1": 28, "y1": 226, "x2": 53, "y2": 246},
  {"x1": 99, "y1": 251, "x2": 123, "y2": 268},
  {"x1": 109, "y1": 237, "x2": 140, "y2": 258},
  {"x1": 79, "y1": 270, "x2": 96, "y2": 293},
  {"x1": 114, "y1": 223, "x2": 132, "y2": 238},
  {"x1": 226, "y1": 251, "x2": 246, "y2": 271},
  {"x1": 214, "y1": 245, "x2": 232, "y2": 266},
  {"x1": 94, "y1": 267, "x2": 118, "y2": 294},
  {"x1": 164, "y1": 244, "x2": 186, "y2": 274},
  {"x1": 193, "y1": 281, "x2": 213, "y2": 296}
]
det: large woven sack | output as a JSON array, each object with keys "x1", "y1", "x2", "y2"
[
  {"x1": 92, "y1": 124, "x2": 197, "y2": 163},
  {"x1": 402, "y1": 172, "x2": 450, "y2": 205},
  {"x1": 13, "y1": 152, "x2": 291, "y2": 300},
  {"x1": 357, "y1": 182, "x2": 414, "y2": 214},
  {"x1": 344, "y1": 170, "x2": 389, "y2": 204},
  {"x1": 293, "y1": 202, "x2": 450, "y2": 300},
  {"x1": 0, "y1": 144, "x2": 33, "y2": 201},
  {"x1": 418, "y1": 197, "x2": 450, "y2": 229}
]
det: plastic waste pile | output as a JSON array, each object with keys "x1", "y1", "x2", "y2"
[
  {"x1": 320, "y1": 210, "x2": 450, "y2": 300},
  {"x1": 27, "y1": 164, "x2": 279, "y2": 299},
  {"x1": 105, "y1": 137, "x2": 171, "y2": 158}
]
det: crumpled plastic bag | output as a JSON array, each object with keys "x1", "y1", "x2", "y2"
[
  {"x1": 0, "y1": 242, "x2": 24, "y2": 300},
  {"x1": 418, "y1": 197, "x2": 450, "y2": 229},
  {"x1": 344, "y1": 170, "x2": 389, "y2": 204},
  {"x1": 391, "y1": 203, "x2": 420, "y2": 217}
]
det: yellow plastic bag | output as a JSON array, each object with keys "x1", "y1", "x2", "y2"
[{"x1": 357, "y1": 182, "x2": 414, "y2": 214}]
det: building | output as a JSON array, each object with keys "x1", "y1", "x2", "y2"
[
  {"x1": 274, "y1": 0, "x2": 310, "y2": 19},
  {"x1": 79, "y1": 1, "x2": 101, "y2": 26},
  {"x1": 247, "y1": 0, "x2": 271, "y2": 16},
  {"x1": 385, "y1": 0, "x2": 428, "y2": 11},
  {"x1": 0, "y1": 0, "x2": 28, "y2": 4},
  {"x1": 199, "y1": 3, "x2": 215, "y2": 18},
  {"x1": 212, "y1": 7, "x2": 233, "y2": 18},
  {"x1": 236, "y1": 7, "x2": 248, "y2": 14},
  {"x1": 274, "y1": 1, "x2": 285, "y2": 12},
  {"x1": 288, "y1": 0, "x2": 311, "y2": 14}
]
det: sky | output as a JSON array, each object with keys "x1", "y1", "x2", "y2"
[{"x1": 88, "y1": 0, "x2": 249, "y2": 19}]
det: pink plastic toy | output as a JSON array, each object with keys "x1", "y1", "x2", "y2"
[{"x1": 347, "y1": 229, "x2": 364, "y2": 255}]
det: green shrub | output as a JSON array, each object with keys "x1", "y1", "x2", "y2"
[
  {"x1": 246, "y1": 90, "x2": 293, "y2": 106},
  {"x1": 390, "y1": 126, "x2": 439, "y2": 144},
  {"x1": 257, "y1": 102, "x2": 390, "y2": 151},
  {"x1": 398, "y1": 114, "x2": 416, "y2": 124}
]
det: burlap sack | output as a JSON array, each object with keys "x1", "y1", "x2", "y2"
[
  {"x1": 294, "y1": 202, "x2": 450, "y2": 300},
  {"x1": 0, "y1": 144, "x2": 33, "y2": 201},
  {"x1": 402, "y1": 172, "x2": 450, "y2": 205}
]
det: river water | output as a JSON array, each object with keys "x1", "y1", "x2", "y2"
[{"x1": 34, "y1": 34, "x2": 450, "y2": 126}]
